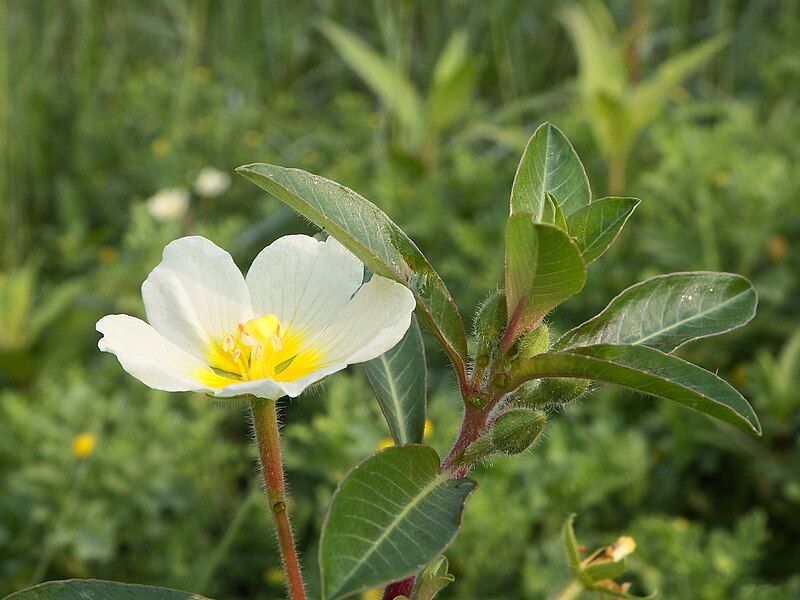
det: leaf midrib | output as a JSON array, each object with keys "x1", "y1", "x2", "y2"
[
  {"x1": 328, "y1": 471, "x2": 447, "y2": 597},
  {"x1": 562, "y1": 286, "x2": 750, "y2": 349},
  {"x1": 522, "y1": 346, "x2": 758, "y2": 432},
  {"x1": 377, "y1": 352, "x2": 408, "y2": 443}
]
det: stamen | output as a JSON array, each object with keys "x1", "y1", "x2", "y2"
[
  {"x1": 253, "y1": 342, "x2": 265, "y2": 361},
  {"x1": 271, "y1": 335, "x2": 284, "y2": 352},
  {"x1": 223, "y1": 334, "x2": 235, "y2": 353}
]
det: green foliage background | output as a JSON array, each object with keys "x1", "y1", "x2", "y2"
[{"x1": 2, "y1": 1, "x2": 799, "y2": 598}]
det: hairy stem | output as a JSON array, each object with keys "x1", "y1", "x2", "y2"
[
  {"x1": 250, "y1": 399, "x2": 307, "y2": 600},
  {"x1": 383, "y1": 398, "x2": 496, "y2": 597},
  {"x1": 442, "y1": 403, "x2": 492, "y2": 477}
]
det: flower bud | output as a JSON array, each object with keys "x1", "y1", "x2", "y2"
[
  {"x1": 491, "y1": 408, "x2": 546, "y2": 455},
  {"x1": 518, "y1": 323, "x2": 549, "y2": 358},
  {"x1": 514, "y1": 377, "x2": 589, "y2": 407}
]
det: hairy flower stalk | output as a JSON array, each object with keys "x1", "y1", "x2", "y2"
[
  {"x1": 96, "y1": 234, "x2": 415, "y2": 599},
  {"x1": 251, "y1": 399, "x2": 306, "y2": 600}
]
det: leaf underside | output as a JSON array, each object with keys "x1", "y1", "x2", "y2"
[
  {"x1": 556, "y1": 272, "x2": 757, "y2": 352},
  {"x1": 510, "y1": 122, "x2": 591, "y2": 219},
  {"x1": 364, "y1": 316, "x2": 427, "y2": 445},
  {"x1": 515, "y1": 344, "x2": 761, "y2": 435},
  {"x1": 564, "y1": 197, "x2": 640, "y2": 263}
]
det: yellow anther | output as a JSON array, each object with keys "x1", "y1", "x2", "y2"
[
  {"x1": 253, "y1": 343, "x2": 265, "y2": 361},
  {"x1": 232, "y1": 348, "x2": 241, "y2": 363}
]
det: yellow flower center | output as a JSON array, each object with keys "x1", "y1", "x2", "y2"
[{"x1": 197, "y1": 314, "x2": 323, "y2": 388}]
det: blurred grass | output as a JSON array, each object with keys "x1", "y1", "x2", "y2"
[{"x1": 1, "y1": 1, "x2": 800, "y2": 598}]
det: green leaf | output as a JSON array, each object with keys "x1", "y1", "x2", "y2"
[
  {"x1": 510, "y1": 122, "x2": 591, "y2": 219},
  {"x1": 562, "y1": 514, "x2": 582, "y2": 575},
  {"x1": 236, "y1": 163, "x2": 468, "y2": 385},
  {"x1": 512, "y1": 344, "x2": 761, "y2": 435},
  {"x1": 319, "y1": 445, "x2": 476, "y2": 600},
  {"x1": 411, "y1": 555, "x2": 455, "y2": 600},
  {"x1": 542, "y1": 193, "x2": 568, "y2": 231},
  {"x1": 504, "y1": 216, "x2": 586, "y2": 333},
  {"x1": 564, "y1": 197, "x2": 639, "y2": 263},
  {"x1": 364, "y1": 316, "x2": 427, "y2": 445},
  {"x1": 317, "y1": 20, "x2": 423, "y2": 141},
  {"x1": 555, "y1": 272, "x2": 757, "y2": 352},
  {"x1": 3, "y1": 580, "x2": 210, "y2": 600}
]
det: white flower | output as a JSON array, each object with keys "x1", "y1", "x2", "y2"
[
  {"x1": 96, "y1": 235, "x2": 416, "y2": 400},
  {"x1": 146, "y1": 187, "x2": 190, "y2": 222},
  {"x1": 194, "y1": 167, "x2": 231, "y2": 198}
]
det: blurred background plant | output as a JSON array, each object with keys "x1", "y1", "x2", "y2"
[{"x1": 1, "y1": 0, "x2": 798, "y2": 598}]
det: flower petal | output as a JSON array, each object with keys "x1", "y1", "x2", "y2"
[
  {"x1": 142, "y1": 236, "x2": 252, "y2": 359},
  {"x1": 312, "y1": 276, "x2": 416, "y2": 364},
  {"x1": 246, "y1": 235, "x2": 363, "y2": 337},
  {"x1": 97, "y1": 314, "x2": 211, "y2": 392}
]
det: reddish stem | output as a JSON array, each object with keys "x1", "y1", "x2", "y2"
[
  {"x1": 441, "y1": 403, "x2": 491, "y2": 477},
  {"x1": 251, "y1": 399, "x2": 307, "y2": 600},
  {"x1": 382, "y1": 401, "x2": 496, "y2": 597}
]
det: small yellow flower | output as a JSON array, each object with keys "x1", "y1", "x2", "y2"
[
  {"x1": 423, "y1": 419, "x2": 434, "y2": 439},
  {"x1": 361, "y1": 589, "x2": 382, "y2": 600},
  {"x1": 375, "y1": 437, "x2": 394, "y2": 451},
  {"x1": 72, "y1": 433, "x2": 97, "y2": 459}
]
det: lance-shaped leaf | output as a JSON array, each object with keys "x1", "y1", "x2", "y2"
[
  {"x1": 510, "y1": 122, "x2": 591, "y2": 219},
  {"x1": 565, "y1": 197, "x2": 640, "y2": 263},
  {"x1": 512, "y1": 344, "x2": 761, "y2": 435},
  {"x1": 319, "y1": 445, "x2": 476, "y2": 600},
  {"x1": 237, "y1": 164, "x2": 468, "y2": 385},
  {"x1": 364, "y1": 316, "x2": 427, "y2": 445},
  {"x1": 505, "y1": 216, "x2": 586, "y2": 333},
  {"x1": 555, "y1": 272, "x2": 757, "y2": 352},
  {"x1": 4, "y1": 580, "x2": 210, "y2": 599}
]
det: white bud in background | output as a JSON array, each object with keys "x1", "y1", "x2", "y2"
[
  {"x1": 194, "y1": 167, "x2": 231, "y2": 198},
  {"x1": 146, "y1": 187, "x2": 190, "y2": 222}
]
